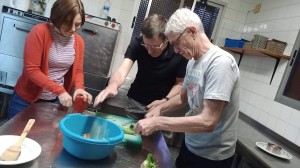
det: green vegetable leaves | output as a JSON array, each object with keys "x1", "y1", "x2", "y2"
[
  {"x1": 141, "y1": 153, "x2": 158, "y2": 168},
  {"x1": 121, "y1": 123, "x2": 135, "y2": 135},
  {"x1": 121, "y1": 126, "x2": 135, "y2": 135}
]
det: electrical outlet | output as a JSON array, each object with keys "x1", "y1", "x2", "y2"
[{"x1": 0, "y1": 70, "x2": 7, "y2": 84}]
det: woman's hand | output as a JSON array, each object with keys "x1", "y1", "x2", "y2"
[
  {"x1": 73, "y1": 89, "x2": 93, "y2": 104},
  {"x1": 58, "y1": 92, "x2": 73, "y2": 107}
]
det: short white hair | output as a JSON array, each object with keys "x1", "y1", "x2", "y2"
[{"x1": 165, "y1": 8, "x2": 204, "y2": 35}]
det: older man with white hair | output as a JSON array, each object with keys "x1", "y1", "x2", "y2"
[{"x1": 134, "y1": 8, "x2": 240, "y2": 168}]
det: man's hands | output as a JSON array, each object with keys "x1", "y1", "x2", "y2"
[
  {"x1": 146, "y1": 99, "x2": 167, "y2": 112},
  {"x1": 93, "y1": 85, "x2": 118, "y2": 107},
  {"x1": 134, "y1": 104, "x2": 163, "y2": 136},
  {"x1": 145, "y1": 105, "x2": 162, "y2": 118},
  {"x1": 134, "y1": 117, "x2": 159, "y2": 136}
]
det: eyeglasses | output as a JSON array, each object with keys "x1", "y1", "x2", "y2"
[
  {"x1": 170, "y1": 28, "x2": 188, "y2": 48},
  {"x1": 141, "y1": 42, "x2": 164, "y2": 50}
]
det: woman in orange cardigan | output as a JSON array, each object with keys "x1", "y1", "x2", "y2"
[{"x1": 8, "y1": 0, "x2": 92, "y2": 119}]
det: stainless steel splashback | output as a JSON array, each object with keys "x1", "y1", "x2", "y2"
[
  {"x1": 77, "y1": 15, "x2": 121, "y2": 99},
  {"x1": 77, "y1": 20, "x2": 119, "y2": 77}
]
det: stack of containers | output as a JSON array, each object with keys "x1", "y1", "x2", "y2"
[
  {"x1": 242, "y1": 34, "x2": 287, "y2": 54},
  {"x1": 224, "y1": 38, "x2": 249, "y2": 48},
  {"x1": 250, "y1": 34, "x2": 269, "y2": 49}
]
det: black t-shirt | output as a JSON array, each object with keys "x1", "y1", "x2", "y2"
[{"x1": 124, "y1": 36, "x2": 188, "y2": 105}]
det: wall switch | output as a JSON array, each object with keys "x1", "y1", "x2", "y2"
[{"x1": 0, "y1": 70, "x2": 7, "y2": 84}]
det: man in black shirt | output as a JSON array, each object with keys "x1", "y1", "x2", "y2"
[{"x1": 93, "y1": 14, "x2": 187, "y2": 119}]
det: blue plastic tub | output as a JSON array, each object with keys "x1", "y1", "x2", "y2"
[
  {"x1": 59, "y1": 114, "x2": 124, "y2": 160},
  {"x1": 224, "y1": 38, "x2": 249, "y2": 48}
]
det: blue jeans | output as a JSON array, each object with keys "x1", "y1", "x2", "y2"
[{"x1": 7, "y1": 92, "x2": 59, "y2": 119}]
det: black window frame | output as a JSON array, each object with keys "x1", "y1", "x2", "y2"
[{"x1": 275, "y1": 30, "x2": 300, "y2": 111}]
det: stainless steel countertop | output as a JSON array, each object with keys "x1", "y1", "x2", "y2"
[
  {"x1": 0, "y1": 102, "x2": 174, "y2": 168},
  {"x1": 237, "y1": 113, "x2": 300, "y2": 168}
]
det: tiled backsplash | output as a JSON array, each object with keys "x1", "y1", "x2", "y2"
[
  {"x1": 216, "y1": 0, "x2": 300, "y2": 147},
  {"x1": 236, "y1": 54, "x2": 300, "y2": 146}
]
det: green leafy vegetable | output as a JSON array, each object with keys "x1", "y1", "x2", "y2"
[
  {"x1": 141, "y1": 153, "x2": 158, "y2": 168},
  {"x1": 129, "y1": 123, "x2": 134, "y2": 129},
  {"x1": 121, "y1": 126, "x2": 135, "y2": 135}
]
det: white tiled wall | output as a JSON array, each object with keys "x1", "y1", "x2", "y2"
[
  {"x1": 214, "y1": 0, "x2": 253, "y2": 46},
  {"x1": 214, "y1": 0, "x2": 300, "y2": 147},
  {"x1": 239, "y1": 0, "x2": 300, "y2": 147},
  {"x1": 241, "y1": 0, "x2": 300, "y2": 55},
  {"x1": 236, "y1": 52, "x2": 300, "y2": 146},
  {"x1": 240, "y1": 55, "x2": 300, "y2": 146}
]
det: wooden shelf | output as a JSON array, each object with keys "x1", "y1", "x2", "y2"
[
  {"x1": 221, "y1": 47, "x2": 290, "y2": 60},
  {"x1": 221, "y1": 47, "x2": 291, "y2": 84}
]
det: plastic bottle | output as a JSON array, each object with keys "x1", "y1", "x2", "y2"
[{"x1": 100, "y1": 0, "x2": 111, "y2": 19}]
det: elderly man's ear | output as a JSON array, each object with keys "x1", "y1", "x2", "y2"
[
  {"x1": 187, "y1": 26, "x2": 197, "y2": 40},
  {"x1": 187, "y1": 26, "x2": 197, "y2": 34}
]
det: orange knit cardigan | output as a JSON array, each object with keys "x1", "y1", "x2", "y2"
[{"x1": 14, "y1": 23, "x2": 85, "y2": 103}]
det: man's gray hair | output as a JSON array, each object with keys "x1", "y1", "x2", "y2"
[{"x1": 165, "y1": 8, "x2": 204, "y2": 35}]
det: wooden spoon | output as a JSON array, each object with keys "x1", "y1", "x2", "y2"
[{"x1": 0, "y1": 119, "x2": 35, "y2": 161}]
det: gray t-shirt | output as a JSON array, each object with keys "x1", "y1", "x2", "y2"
[{"x1": 183, "y1": 45, "x2": 240, "y2": 160}]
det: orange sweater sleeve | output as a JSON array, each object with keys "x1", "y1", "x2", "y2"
[
  {"x1": 72, "y1": 34, "x2": 85, "y2": 90},
  {"x1": 23, "y1": 25, "x2": 66, "y2": 95}
]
